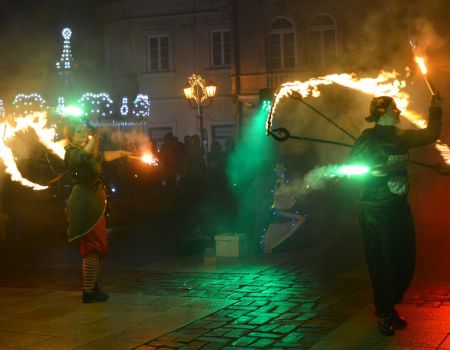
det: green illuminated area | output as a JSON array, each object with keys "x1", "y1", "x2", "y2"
[
  {"x1": 226, "y1": 105, "x2": 277, "y2": 241},
  {"x1": 227, "y1": 105, "x2": 276, "y2": 187},
  {"x1": 62, "y1": 105, "x2": 84, "y2": 118},
  {"x1": 337, "y1": 165, "x2": 370, "y2": 176}
]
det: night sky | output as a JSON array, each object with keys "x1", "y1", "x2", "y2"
[{"x1": 0, "y1": 0, "x2": 109, "y2": 103}]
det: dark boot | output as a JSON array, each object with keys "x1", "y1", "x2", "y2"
[
  {"x1": 93, "y1": 283, "x2": 109, "y2": 302},
  {"x1": 375, "y1": 309, "x2": 407, "y2": 330},
  {"x1": 392, "y1": 309, "x2": 407, "y2": 329},
  {"x1": 82, "y1": 291, "x2": 96, "y2": 303},
  {"x1": 378, "y1": 317, "x2": 395, "y2": 336},
  {"x1": 82, "y1": 284, "x2": 109, "y2": 303}
]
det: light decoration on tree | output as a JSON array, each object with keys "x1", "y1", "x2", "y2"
[
  {"x1": 120, "y1": 97, "x2": 129, "y2": 116},
  {"x1": 0, "y1": 99, "x2": 5, "y2": 118},
  {"x1": 56, "y1": 27, "x2": 74, "y2": 71},
  {"x1": 79, "y1": 92, "x2": 113, "y2": 117},
  {"x1": 133, "y1": 94, "x2": 151, "y2": 117},
  {"x1": 12, "y1": 93, "x2": 46, "y2": 116}
]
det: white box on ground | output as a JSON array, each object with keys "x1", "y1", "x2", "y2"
[{"x1": 214, "y1": 233, "x2": 247, "y2": 257}]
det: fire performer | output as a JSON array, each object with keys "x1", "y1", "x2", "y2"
[
  {"x1": 347, "y1": 94, "x2": 442, "y2": 335},
  {"x1": 64, "y1": 120, "x2": 130, "y2": 303}
]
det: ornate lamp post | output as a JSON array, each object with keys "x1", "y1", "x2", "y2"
[{"x1": 183, "y1": 74, "x2": 217, "y2": 153}]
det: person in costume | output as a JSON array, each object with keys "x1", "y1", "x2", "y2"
[
  {"x1": 347, "y1": 94, "x2": 442, "y2": 335},
  {"x1": 64, "y1": 121, "x2": 130, "y2": 303}
]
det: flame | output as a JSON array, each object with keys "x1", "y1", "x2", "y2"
[
  {"x1": 0, "y1": 111, "x2": 65, "y2": 190},
  {"x1": 268, "y1": 70, "x2": 450, "y2": 165},
  {"x1": 415, "y1": 56, "x2": 428, "y2": 75},
  {"x1": 0, "y1": 110, "x2": 162, "y2": 190},
  {"x1": 128, "y1": 153, "x2": 159, "y2": 166},
  {"x1": 0, "y1": 135, "x2": 47, "y2": 190},
  {"x1": 141, "y1": 153, "x2": 158, "y2": 166}
]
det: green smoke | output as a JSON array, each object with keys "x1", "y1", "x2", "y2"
[
  {"x1": 226, "y1": 106, "x2": 277, "y2": 250},
  {"x1": 227, "y1": 106, "x2": 276, "y2": 186}
]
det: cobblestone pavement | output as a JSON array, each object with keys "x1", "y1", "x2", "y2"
[
  {"x1": 2, "y1": 229, "x2": 450, "y2": 349},
  {"x1": 125, "y1": 264, "x2": 370, "y2": 350},
  {"x1": 114, "y1": 269, "x2": 448, "y2": 349}
]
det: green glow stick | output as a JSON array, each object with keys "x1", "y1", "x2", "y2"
[{"x1": 337, "y1": 165, "x2": 370, "y2": 176}]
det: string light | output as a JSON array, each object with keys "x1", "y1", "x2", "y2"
[
  {"x1": 120, "y1": 97, "x2": 129, "y2": 116},
  {"x1": 12, "y1": 93, "x2": 46, "y2": 116},
  {"x1": 79, "y1": 92, "x2": 113, "y2": 117},
  {"x1": 56, "y1": 97, "x2": 65, "y2": 115},
  {"x1": 9, "y1": 93, "x2": 152, "y2": 119},
  {"x1": 133, "y1": 94, "x2": 151, "y2": 117},
  {"x1": 56, "y1": 27, "x2": 74, "y2": 71}
]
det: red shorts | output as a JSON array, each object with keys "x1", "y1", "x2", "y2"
[{"x1": 79, "y1": 216, "x2": 108, "y2": 257}]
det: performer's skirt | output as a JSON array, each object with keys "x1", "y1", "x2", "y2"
[{"x1": 79, "y1": 216, "x2": 108, "y2": 257}]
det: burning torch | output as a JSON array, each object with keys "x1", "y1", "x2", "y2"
[{"x1": 410, "y1": 41, "x2": 437, "y2": 96}]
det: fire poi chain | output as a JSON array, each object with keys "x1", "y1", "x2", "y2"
[
  {"x1": 267, "y1": 67, "x2": 449, "y2": 165},
  {"x1": 0, "y1": 111, "x2": 158, "y2": 190}
]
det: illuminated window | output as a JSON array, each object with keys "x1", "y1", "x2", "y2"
[
  {"x1": 309, "y1": 15, "x2": 336, "y2": 66},
  {"x1": 211, "y1": 30, "x2": 231, "y2": 67},
  {"x1": 148, "y1": 35, "x2": 169, "y2": 71},
  {"x1": 269, "y1": 18, "x2": 296, "y2": 70}
]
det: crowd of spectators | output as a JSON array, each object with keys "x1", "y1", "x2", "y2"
[{"x1": 96, "y1": 131, "x2": 238, "y2": 238}]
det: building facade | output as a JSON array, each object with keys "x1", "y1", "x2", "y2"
[
  {"x1": 100, "y1": 0, "x2": 449, "y2": 148},
  {"x1": 101, "y1": 0, "x2": 233, "y2": 147}
]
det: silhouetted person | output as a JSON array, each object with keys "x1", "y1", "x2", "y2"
[
  {"x1": 348, "y1": 94, "x2": 442, "y2": 335},
  {"x1": 207, "y1": 141, "x2": 226, "y2": 188},
  {"x1": 159, "y1": 132, "x2": 183, "y2": 191},
  {"x1": 183, "y1": 134, "x2": 205, "y2": 191}
]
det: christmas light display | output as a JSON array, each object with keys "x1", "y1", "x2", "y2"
[
  {"x1": 56, "y1": 27, "x2": 74, "y2": 71},
  {"x1": 132, "y1": 94, "x2": 151, "y2": 117},
  {"x1": 56, "y1": 97, "x2": 65, "y2": 115},
  {"x1": 12, "y1": 93, "x2": 46, "y2": 116},
  {"x1": 120, "y1": 97, "x2": 129, "y2": 116},
  {"x1": 79, "y1": 92, "x2": 113, "y2": 117}
]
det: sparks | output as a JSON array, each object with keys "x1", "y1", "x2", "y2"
[
  {"x1": 128, "y1": 153, "x2": 158, "y2": 166},
  {"x1": 141, "y1": 153, "x2": 158, "y2": 166}
]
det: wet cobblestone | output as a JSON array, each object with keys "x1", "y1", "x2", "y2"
[
  {"x1": 3, "y1": 243, "x2": 450, "y2": 349},
  {"x1": 123, "y1": 259, "x2": 373, "y2": 350},
  {"x1": 121, "y1": 263, "x2": 450, "y2": 349}
]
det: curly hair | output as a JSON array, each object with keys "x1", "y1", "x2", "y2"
[{"x1": 365, "y1": 96, "x2": 394, "y2": 122}]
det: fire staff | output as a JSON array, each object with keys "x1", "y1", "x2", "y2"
[
  {"x1": 347, "y1": 94, "x2": 442, "y2": 336},
  {"x1": 64, "y1": 120, "x2": 130, "y2": 303}
]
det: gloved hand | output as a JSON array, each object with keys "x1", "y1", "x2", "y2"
[
  {"x1": 430, "y1": 92, "x2": 442, "y2": 108},
  {"x1": 370, "y1": 163, "x2": 388, "y2": 177}
]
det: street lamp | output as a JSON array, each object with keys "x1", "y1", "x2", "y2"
[{"x1": 183, "y1": 74, "x2": 217, "y2": 154}]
